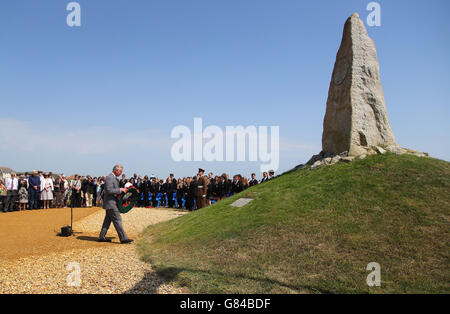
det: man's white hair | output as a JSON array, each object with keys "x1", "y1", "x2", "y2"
[{"x1": 113, "y1": 164, "x2": 123, "y2": 172}]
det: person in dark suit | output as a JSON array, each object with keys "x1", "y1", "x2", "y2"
[
  {"x1": 216, "y1": 176, "x2": 225, "y2": 200},
  {"x1": 249, "y1": 173, "x2": 258, "y2": 187},
  {"x1": 98, "y1": 164, "x2": 133, "y2": 244},
  {"x1": 261, "y1": 172, "x2": 269, "y2": 183},
  {"x1": 142, "y1": 176, "x2": 150, "y2": 207},
  {"x1": 28, "y1": 170, "x2": 41, "y2": 210},
  {"x1": 232, "y1": 175, "x2": 243, "y2": 195},
  {"x1": 176, "y1": 178, "x2": 185, "y2": 209},
  {"x1": 268, "y1": 170, "x2": 275, "y2": 180},
  {"x1": 119, "y1": 174, "x2": 126, "y2": 188},
  {"x1": 207, "y1": 176, "x2": 216, "y2": 205},
  {"x1": 186, "y1": 177, "x2": 196, "y2": 211},
  {"x1": 167, "y1": 174, "x2": 177, "y2": 208},
  {"x1": 160, "y1": 179, "x2": 167, "y2": 207},
  {"x1": 152, "y1": 178, "x2": 160, "y2": 207}
]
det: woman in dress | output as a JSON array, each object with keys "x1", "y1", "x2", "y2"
[
  {"x1": 18, "y1": 178, "x2": 29, "y2": 210},
  {"x1": 40, "y1": 173, "x2": 54, "y2": 209}
]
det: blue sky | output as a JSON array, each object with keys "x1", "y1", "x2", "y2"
[{"x1": 1, "y1": 0, "x2": 449, "y2": 178}]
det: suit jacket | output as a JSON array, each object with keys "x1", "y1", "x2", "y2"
[
  {"x1": 103, "y1": 173, "x2": 121, "y2": 210},
  {"x1": 28, "y1": 176, "x2": 41, "y2": 192}
]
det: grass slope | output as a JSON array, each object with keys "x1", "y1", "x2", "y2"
[{"x1": 137, "y1": 154, "x2": 450, "y2": 293}]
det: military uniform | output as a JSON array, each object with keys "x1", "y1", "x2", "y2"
[{"x1": 197, "y1": 171, "x2": 207, "y2": 209}]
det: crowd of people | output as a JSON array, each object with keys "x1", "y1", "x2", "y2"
[{"x1": 0, "y1": 168, "x2": 276, "y2": 213}]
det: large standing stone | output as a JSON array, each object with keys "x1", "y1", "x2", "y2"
[{"x1": 322, "y1": 13, "x2": 397, "y2": 156}]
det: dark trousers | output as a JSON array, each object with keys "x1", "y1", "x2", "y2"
[
  {"x1": 72, "y1": 192, "x2": 81, "y2": 207},
  {"x1": 196, "y1": 195, "x2": 206, "y2": 209},
  {"x1": 151, "y1": 193, "x2": 157, "y2": 207},
  {"x1": 0, "y1": 196, "x2": 5, "y2": 211},
  {"x1": 142, "y1": 191, "x2": 149, "y2": 207},
  {"x1": 29, "y1": 189, "x2": 39, "y2": 209},
  {"x1": 99, "y1": 207, "x2": 129, "y2": 241},
  {"x1": 5, "y1": 190, "x2": 18, "y2": 211},
  {"x1": 168, "y1": 191, "x2": 174, "y2": 208},
  {"x1": 186, "y1": 195, "x2": 194, "y2": 211},
  {"x1": 54, "y1": 191, "x2": 64, "y2": 207}
]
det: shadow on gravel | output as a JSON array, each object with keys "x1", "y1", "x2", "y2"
[
  {"x1": 125, "y1": 266, "x2": 325, "y2": 294},
  {"x1": 123, "y1": 271, "x2": 163, "y2": 294},
  {"x1": 76, "y1": 235, "x2": 115, "y2": 242}
]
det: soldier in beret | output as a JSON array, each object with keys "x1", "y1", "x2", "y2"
[{"x1": 196, "y1": 168, "x2": 207, "y2": 209}]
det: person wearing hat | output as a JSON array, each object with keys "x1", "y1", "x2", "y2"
[{"x1": 196, "y1": 168, "x2": 208, "y2": 209}]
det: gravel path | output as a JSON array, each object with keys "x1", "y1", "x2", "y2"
[
  {"x1": 0, "y1": 207, "x2": 188, "y2": 294},
  {"x1": 73, "y1": 207, "x2": 186, "y2": 236}
]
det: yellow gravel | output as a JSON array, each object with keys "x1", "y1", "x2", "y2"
[
  {"x1": 74, "y1": 207, "x2": 187, "y2": 236},
  {"x1": 0, "y1": 207, "x2": 189, "y2": 294}
]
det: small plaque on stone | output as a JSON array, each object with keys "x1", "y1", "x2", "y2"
[{"x1": 230, "y1": 198, "x2": 254, "y2": 208}]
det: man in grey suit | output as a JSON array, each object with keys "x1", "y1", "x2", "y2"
[{"x1": 98, "y1": 164, "x2": 133, "y2": 244}]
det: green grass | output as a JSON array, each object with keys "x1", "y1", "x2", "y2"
[{"x1": 137, "y1": 154, "x2": 450, "y2": 293}]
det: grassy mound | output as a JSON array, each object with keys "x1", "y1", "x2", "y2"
[{"x1": 137, "y1": 154, "x2": 449, "y2": 293}]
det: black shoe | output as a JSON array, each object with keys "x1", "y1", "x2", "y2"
[
  {"x1": 120, "y1": 239, "x2": 134, "y2": 244},
  {"x1": 97, "y1": 238, "x2": 112, "y2": 243}
]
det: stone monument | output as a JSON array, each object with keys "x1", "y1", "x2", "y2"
[{"x1": 322, "y1": 13, "x2": 397, "y2": 157}]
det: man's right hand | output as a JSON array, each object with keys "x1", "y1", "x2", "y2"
[{"x1": 120, "y1": 188, "x2": 127, "y2": 193}]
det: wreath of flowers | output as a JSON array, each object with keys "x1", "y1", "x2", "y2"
[{"x1": 117, "y1": 187, "x2": 139, "y2": 214}]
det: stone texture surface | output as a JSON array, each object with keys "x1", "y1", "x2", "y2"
[
  {"x1": 230, "y1": 198, "x2": 254, "y2": 208},
  {"x1": 322, "y1": 13, "x2": 397, "y2": 157}
]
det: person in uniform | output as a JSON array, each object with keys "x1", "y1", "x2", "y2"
[
  {"x1": 232, "y1": 175, "x2": 243, "y2": 195},
  {"x1": 196, "y1": 168, "x2": 207, "y2": 209}
]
